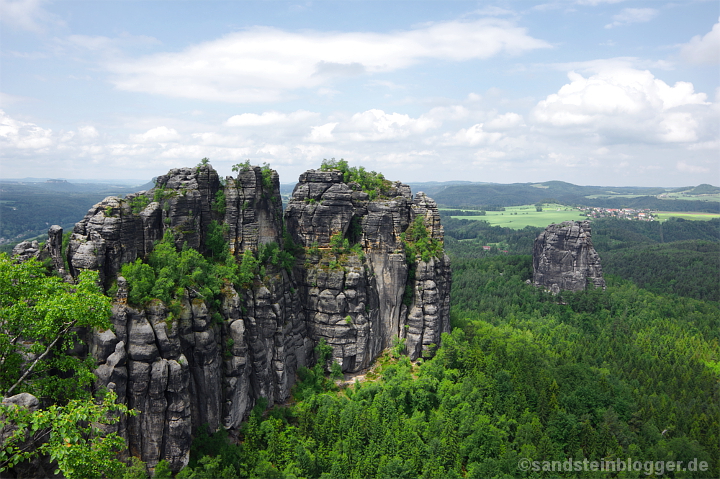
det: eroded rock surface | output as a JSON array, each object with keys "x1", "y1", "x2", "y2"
[
  {"x1": 533, "y1": 220, "x2": 606, "y2": 293},
  {"x1": 56, "y1": 164, "x2": 450, "y2": 472},
  {"x1": 287, "y1": 171, "x2": 451, "y2": 369}
]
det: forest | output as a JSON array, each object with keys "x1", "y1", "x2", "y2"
[
  {"x1": 1, "y1": 179, "x2": 718, "y2": 478},
  {"x1": 172, "y1": 218, "x2": 719, "y2": 478},
  {"x1": 0, "y1": 181, "x2": 151, "y2": 245}
]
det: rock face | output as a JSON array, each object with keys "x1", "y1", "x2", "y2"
[
  {"x1": 287, "y1": 171, "x2": 451, "y2": 370},
  {"x1": 44, "y1": 164, "x2": 451, "y2": 472},
  {"x1": 532, "y1": 220, "x2": 605, "y2": 293},
  {"x1": 66, "y1": 166, "x2": 221, "y2": 288}
]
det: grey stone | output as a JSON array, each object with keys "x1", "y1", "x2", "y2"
[{"x1": 533, "y1": 221, "x2": 605, "y2": 293}]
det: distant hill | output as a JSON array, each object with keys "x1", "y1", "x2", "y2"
[
  {"x1": 431, "y1": 181, "x2": 719, "y2": 213},
  {"x1": 0, "y1": 179, "x2": 152, "y2": 247}
]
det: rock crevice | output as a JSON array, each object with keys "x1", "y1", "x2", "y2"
[
  {"x1": 49, "y1": 164, "x2": 451, "y2": 471},
  {"x1": 532, "y1": 220, "x2": 605, "y2": 293}
]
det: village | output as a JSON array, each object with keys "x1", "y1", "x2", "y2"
[{"x1": 580, "y1": 206, "x2": 657, "y2": 221}]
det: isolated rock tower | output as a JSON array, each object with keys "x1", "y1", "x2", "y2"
[{"x1": 532, "y1": 220, "x2": 605, "y2": 293}]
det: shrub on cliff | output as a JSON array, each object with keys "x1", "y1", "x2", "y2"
[
  {"x1": 320, "y1": 158, "x2": 391, "y2": 200},
  {"x1": 121, "y1": 230, "x2": 239, "y2": 313}
]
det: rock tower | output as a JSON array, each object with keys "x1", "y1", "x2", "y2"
[{"x1": 532, "y1": 220, "x2": 605, "y2": 294}]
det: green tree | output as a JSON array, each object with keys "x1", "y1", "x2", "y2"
[
  {"x1": 0, "y1": 254, "x2": 112, "y2": 398},
  {"x1": 0, "y1": 387, "x2": 131, "y2": 479},
  {"x1": 0, "y1": 254, "x2": 133, "y2": 478}
]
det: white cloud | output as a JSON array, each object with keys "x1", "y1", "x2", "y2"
[
  {"x1": 605, "y1": 8, "x2": 657, "y2": 29},
  {"x1": 485, "y1": 112, "x2": 524, "y2": 131},
  {"x1": 677, "y1": 161, "x2": 710, "y2": 174},
  {"x1": 226, "y1": 110, "x2": 318, "y2": 127},
  {"x1": 447, "y1": 124, "x2": 504, "y2": 146},
  {"x1": 132, "y1": 126, "x2": 181, "y2": 143},
  {"x1": 532, "y1": 67, "x2": 709, "y2": 143},
  {"x1": 679, "y1": 19, "x2": 720, "y2": 65},
  {"x1": 305, "y1": 123, "x2": 338, "y2": 143},
  {"x1": 78, "y1": 125, "x2": 99, "y2": 139},
  {"x1": 425, "y1": 105, "x2": 470, "y2": 122},
  {"x1": 0, "y1": 109, "x2": 53, "y2": 149},
  {"x1": 339, "y1": 109, "x2": 440, "y2": 141},
  {"x1": 106, "y1": 19, "x2": 551, "y2": 103},
  {"x1": 0, "y1": 0, "x2": 62, "y2": 33}
]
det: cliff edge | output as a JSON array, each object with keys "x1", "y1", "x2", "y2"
[{"x1": 57, "y1": 163, "x2": 450, "y2": 471}]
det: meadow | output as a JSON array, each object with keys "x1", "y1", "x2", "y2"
[
  {"x1": 656, "y1": 211, "x2": 720, "y2": 221},
  {"x1": 659, "y1": 193, "x2": 720, "y2": 202},
  {"x1": 445, "y1": 203, "x2": 720, "y2": 229},
  {"x1": 446, "y1": 203, "x2": 586, "y2": 229}
]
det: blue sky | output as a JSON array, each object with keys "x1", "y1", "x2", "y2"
[{"x1": 1, "y1": 0, "x2": 718, "y2": 187}]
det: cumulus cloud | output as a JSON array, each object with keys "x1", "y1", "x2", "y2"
[
  {"x1": 0, "y1": 109, "x2": 54, "y2": 149},
  {"x1": 226, "y1": 110, "x2": 318, "y2": 127},
  {"x1": 605, "y1": 8, "x2": 657, "y2": 29},
  {"x1": 338, "y1": 109, "x2": 440, "y2": 141},
  {"x1": 106, "y1": 19, "x2": 551, "y2": 103},
  {"x1": 448, "y1": 124, "x2": 504, "y2": 146},
  {"x1": 532, "y1": 66, "x2": 709, "y2": 143},
  {"x1": 679, "y1": 19, "x2": 720, "y2": 65},
  {"x1": 78, "y1": 125, "x2": 99, "y2": 139},
  {"x1": 132, "y1": 126, "x2": 181, "y2": 143},
  {"x1": 305, "y1": 123, "x2": 338, "y2": 143}
]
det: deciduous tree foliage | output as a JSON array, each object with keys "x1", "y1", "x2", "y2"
[
  {"x1": 0, "y1": 254, "x2": 112, "y2": 399},
  {"x1": 0, "y1": 391, "x2": 131, "y2": 479},
  {"x1": 0, "y1": 253, "x2": 131, "y2": 478}
]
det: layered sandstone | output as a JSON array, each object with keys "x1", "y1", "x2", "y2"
[
  {"x1": 17, "y1": 164, "x2": 451, "y2": 473},
  {"x1": 532, "y1": 220, "x2": 605, "y2": 293}
]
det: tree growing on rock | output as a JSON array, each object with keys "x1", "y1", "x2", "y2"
[{"x1": 0, "y1": 253, "x2": 131, "y2": 478}]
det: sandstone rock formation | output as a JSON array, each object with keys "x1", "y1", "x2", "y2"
[
  {"x1": 22, "y1": 164, "x2": 451, "y2": 473},
  {"x1": 532, "y1": 220, "x2": 605, "y2": 293}
]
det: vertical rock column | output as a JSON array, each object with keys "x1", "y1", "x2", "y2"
[{"x1": 533, "y1": 220, "x2": 606, "y2": 293}]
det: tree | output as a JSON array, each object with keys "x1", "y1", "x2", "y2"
[
  {"x1": 0, "y1": 254, "x2": 112, "y2": 399},
  {"x1": 0, "y1": 390, "x2": 132, "y2": 479},
  {"x1": 0, "y1": 254, "x2": 134, "y2": 478}
]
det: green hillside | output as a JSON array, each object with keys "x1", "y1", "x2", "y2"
[
  {"x1": 179, "y1": 253, "x2": 720, "y2": 479},
  {"x1": 431, "y1": 181, "x2": 720, "y2": 213}
]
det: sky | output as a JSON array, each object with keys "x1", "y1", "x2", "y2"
[{"x1": 0, "y1": 0, "x2": 718, "y2": 187}]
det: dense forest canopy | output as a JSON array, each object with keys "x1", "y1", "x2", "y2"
[
  {"x1": 1, "y1": 166, "x2": 718, "y2": 478},
  {"x1": 176, "y1": 259, "x2": 719, "y2": 479},
  {"x1": 176, "y1": 216, "x2": 719, "y2": 478}
]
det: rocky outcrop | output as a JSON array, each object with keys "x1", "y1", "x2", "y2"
[
  {"x1": 43, "y1": 164, "x2": 450, "y2": 472},
  {"x1": 287, "y1": 171, "x2": 451, "y2": 369},
  {"x1": 11, "y1": 240, "x2": 42, "y2": 263},
  {"x1": 533, "y1": 220, "x2": 605, "y2": 293},
  {"x1": 66, "y1": 166, "x2": 221, "y2": 287}
]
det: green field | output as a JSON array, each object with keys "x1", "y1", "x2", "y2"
[
  {"x1": 656, "y1": 211, "x2": 720, "y2": 221},
  {"x1": 448, "y1": 204, "x2": 586, "y2": 229},
  {"x1": 659, "y1": 193, "x2": 720, "y2": 201},
  {"x1": 584, "y1": 194, "x2": 647, "y2": 199}
]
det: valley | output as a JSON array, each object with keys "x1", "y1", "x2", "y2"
[{"x1": 1, "y1": 165, "x2": 718, "y2": 478}]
